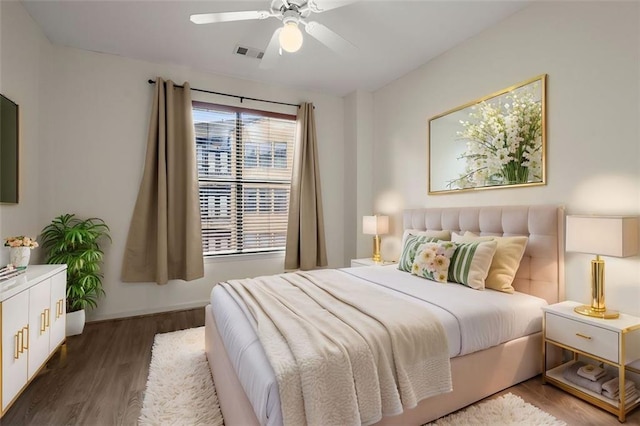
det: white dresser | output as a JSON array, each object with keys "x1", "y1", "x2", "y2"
[{"x1": 0, "y1": 264, "x2": 67, "y2": 417}]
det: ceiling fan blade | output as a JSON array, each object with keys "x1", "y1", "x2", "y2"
[
  {"x1": 190, "y1": 10, "x2": 271, "y2": 24},
  {"x1": 303, "y1": 21, "x2": 357, "y2": 57},
  {"x1": 307, "y1": 0, "x2": 359, "y2": 13},
  {"x1": 259, "y1": 28, "x2": 282, "y2": 70}
]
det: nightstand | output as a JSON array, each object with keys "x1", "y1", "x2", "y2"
[
  {"x1": 542, "y1": 301, "x2": 640, "y2": 422},
  {"x1": 350, "y1": 258, "x2": 396, "y2": 267}
]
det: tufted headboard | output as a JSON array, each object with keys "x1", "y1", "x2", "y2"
[{"x1": 403, "y1": 205, "x2": 565, "y2": 304}]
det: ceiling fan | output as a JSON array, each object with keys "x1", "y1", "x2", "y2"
[{"x1": 190, "y1": 0, "x2": 358, "y2": 69}]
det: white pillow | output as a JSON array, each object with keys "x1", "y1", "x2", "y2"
[{"x1": 449, "y1": 233, "x2": 498, "y2": 290}]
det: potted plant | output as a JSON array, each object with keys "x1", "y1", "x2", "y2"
[{"x1": 40, "y1": 214, "x2": 111, "y2": 336}]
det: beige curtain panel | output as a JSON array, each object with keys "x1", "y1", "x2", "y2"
[
  {"x1": 121, "y1": 77, "x2": 204, "y2": 284},
  {"x1": 285, "y1": 102, "x2": 328, "y2": 271}
]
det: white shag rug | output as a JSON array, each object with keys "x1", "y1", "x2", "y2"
[
  {"x1": 139, "y1": 327, "x2": 223, "y2": 426},
  {"x1": 140, "y1": 327, "x2": 565, "y2": 426},
  {"x1": 426, "y1": 393, "x2": 566, "y2": 426}
]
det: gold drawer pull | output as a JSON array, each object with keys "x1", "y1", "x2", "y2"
[
  {"x1": 17, "y1": 329, "x2": 24, "y2": 354},
  {"x1": 14, "y1": 333, "x2": 20, "y2": 359},
  {"x1": 576, "y1": 332, "x2": 592, "y2": 340},
  {"x1": 45, "y1": 308, "x2": 50, "y2": 328},
  {"x1": 22, "y1": 325, "x2": 29, "y2": 350},
  {"x1": 41, "y1": 312, "x2": 46, "y2": 333}
]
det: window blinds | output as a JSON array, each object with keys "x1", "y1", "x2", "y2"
[{"x1": 193, "y1": 102, "x2": 296, "y2": 256}]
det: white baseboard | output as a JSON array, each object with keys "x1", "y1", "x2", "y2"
[{"x1": 87, "y1": 299, "x2": 210, "y2": 322}]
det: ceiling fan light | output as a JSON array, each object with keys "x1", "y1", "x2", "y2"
[{"x1": 279, "y1": 22, "x2": 303, "y2": 53}]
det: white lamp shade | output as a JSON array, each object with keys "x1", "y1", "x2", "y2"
[
  {"x1": 279, "y1": 22, "x2": 303, "y2": 53},
  {"x1": 566, "y1": 215, "x2": 639, "y2": 257},
  {"x1": 363, "y1": 215, "x2": 389, "y2": 236}
]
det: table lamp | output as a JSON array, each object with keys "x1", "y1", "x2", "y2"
[
  {"x1": 566, "y1": 215, "x2": 639, "y2": 319},
  {"x1": 362, "y1": 215, "x2": 389, "y2": 263}
]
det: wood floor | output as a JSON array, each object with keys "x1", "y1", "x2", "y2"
[{"x1": 3, "y1": 307, "x2": 639, "y2": 425}]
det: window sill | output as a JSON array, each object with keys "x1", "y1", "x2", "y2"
[{"x1": 204, "y1": 251, "x2": 285, "y2": 265}]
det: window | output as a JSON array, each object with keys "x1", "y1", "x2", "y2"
[{"x1": 193, "y1": 102, "x2": 296, "y2": 256}]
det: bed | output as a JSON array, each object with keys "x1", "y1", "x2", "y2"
[{"x1": 204, "y1": 205, "x2": 565, "y2": 425}]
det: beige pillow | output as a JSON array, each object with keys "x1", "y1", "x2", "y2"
[
  {"x1": 401, "y1": 229, "x2": 451, "y2": 248},
  {"x1": 449, "y1": 234, "x2": 498, "y2": 290},
  {"x1": 460, "y1": 231, "x2": 529, "y2": 293}
]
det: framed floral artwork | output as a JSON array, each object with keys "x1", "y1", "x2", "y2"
[{"x1": 428, "y1": 74, "x2": 546, "y2": 194}]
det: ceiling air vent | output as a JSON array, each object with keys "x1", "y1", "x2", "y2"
[{"x1": 234, "y1": 45, "x2": 265, "y2": 60}]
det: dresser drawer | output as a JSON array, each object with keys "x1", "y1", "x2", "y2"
[{"x1": 546, "y1": 313, "x2": 619, "y2": 363}]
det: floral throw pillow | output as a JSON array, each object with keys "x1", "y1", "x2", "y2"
[
  {"x1": 398, "y1": 235, "x2": 438, "y2": 272},
  {"x1": 411, "y1": 241, "x2": 457, "y2": 283}
]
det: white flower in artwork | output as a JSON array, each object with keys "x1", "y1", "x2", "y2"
[{"x1": 449, "y1": 81, "x2": 543, "y2": 189}]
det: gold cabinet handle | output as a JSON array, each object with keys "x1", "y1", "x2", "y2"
[
  {"x1": 22, "y1": 325, "x2": 29, "y2": 350},
  {"x1": 17, "y1": 329, "x2": 24, "y2": 355},
  {"x1": 45, "y1": 308, "x2": 50, "y2": 328},
  {"x1": 59, "y1": 299, "x2": 64, "y2": 317},
  {"x1": 41, "y1": 312, "x2": 46, "y2": 333},
  {"x1": 576, "y1": 332, "x2": 592, "y2": 340},
  {"x1": 14, "y1": 332, "x2": 20, "y2": 359}
]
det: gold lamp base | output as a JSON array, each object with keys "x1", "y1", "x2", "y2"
[
  {"x1": 573, "y1": 255, "x2": 619, "y2": 320},
  {"x1": 371, "y1": 235, "x2": 382, "y2": 263},
  {"x1": 574, "y1": 305, "x2": 619, "y2": 319}
]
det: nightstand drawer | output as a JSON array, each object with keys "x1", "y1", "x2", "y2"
[{"x1": 546, "y1": 313, "x2": 619, "y2": 363}]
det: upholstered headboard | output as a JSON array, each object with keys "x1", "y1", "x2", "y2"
[{"x1": 403, "y1": 205, "x2": 565, "y2": 304}]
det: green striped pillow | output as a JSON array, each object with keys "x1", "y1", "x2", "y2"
[
  {"x1": 398, "y1": 235, "x2": 438, "y2": 272},
  {"x1": 448, "y1": 239, "x2": 498, "y2": 289}
]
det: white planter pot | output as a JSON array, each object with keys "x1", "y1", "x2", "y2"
[
  {"x1": 66, "y1": 309, "x2": 86, "y2": 336},
  {"x1": 10, "y1": 247, "x2": 31, "y2": 267}
]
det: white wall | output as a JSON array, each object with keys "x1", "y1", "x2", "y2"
[
  {"x1": 0, "y1": 1, "x2": 48, "y2": 267},
  {"x1": 373, "y1": 1, "x2": 640, "y2": 315},
  {"x1": 2, "y1": 1, "x2": 345, "y2": 321},
  {"x1": 343, "y1": 90, "x2": 374, "y2": 264}
]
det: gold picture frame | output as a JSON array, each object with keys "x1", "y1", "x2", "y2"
[{"x1": 428, "y1": 74, "x2": 547, "y2": 194}]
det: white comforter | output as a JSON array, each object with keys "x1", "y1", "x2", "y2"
[
  {"x1": 222, "y1": 269, "x2": 452, "y2": 426},
  {"x1": 211, "y1": 265, "x2": 547, "y2": 426}
]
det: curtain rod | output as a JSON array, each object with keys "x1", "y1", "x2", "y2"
[{"x1": 147, "y1": 79, "x2": 300, "y2": 108}]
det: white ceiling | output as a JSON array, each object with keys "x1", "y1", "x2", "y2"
[{"x1": 21, "y1": 0, "x2": 530, "y2": 96}]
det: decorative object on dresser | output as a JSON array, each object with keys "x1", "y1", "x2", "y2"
[
  {"x1": 40, "y1": 214, "x2": 111, "y2": 336},
  {"x1": 362, "y1": 215, "x2": 389, "y2": 262},
  {"x1": 0, "y1": 265, "x2": 25, "y2": 282},
  {"x1": 542, "y1": 301, "x2": 640, "y2": 422},
  {"x1": 0, "y1": 265, "x2": 67, "y2": 418},
  {"x1": 566, "y1": 215, "x2": 639, "y2": 319},
  {"x1": 4, "y1": 235, "x2": 39, "y2": 268},
  {"x1": 428, "y1": 74, "x2": 546, "y2": 194}
]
